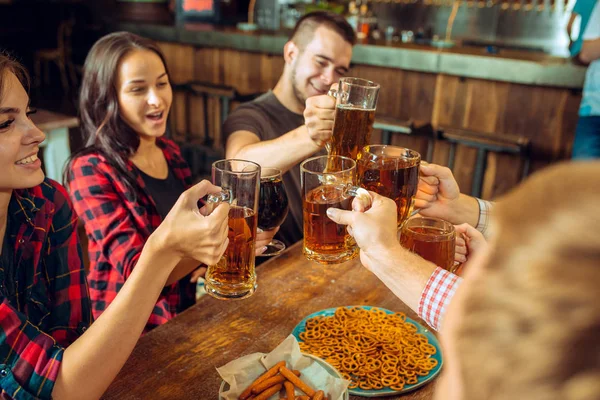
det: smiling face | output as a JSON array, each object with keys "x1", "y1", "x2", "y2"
[
  {"x1": 289, "y1": 26, "x2": 352, "y2": 106},
  {"x1": 116, "y1": 49, "x2": 172, "y2": 140},
  {"x1": 0, "y1": 71, "x2": 45, "y2": 193}
]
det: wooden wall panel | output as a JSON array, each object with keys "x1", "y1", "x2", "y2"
[{"x1": 157, "y1": 41, "x2": 581, "y2": 200}]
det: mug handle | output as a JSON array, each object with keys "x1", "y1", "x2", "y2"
[
  {"x1": 345, "y1": 186, "x2": 372, "y2": 211},
  {"x1": 324, "y1": 88, "x2": 341, "y2": 154},
  {"x1": 205, "y1": 189, "x2": 232, "y2": 215}
]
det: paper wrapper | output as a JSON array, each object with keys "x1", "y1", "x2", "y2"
[{"x1": 217, "y1": 334, "x2": 350, "y2": 400}]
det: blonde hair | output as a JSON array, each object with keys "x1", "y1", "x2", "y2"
[{"x1": 457, "y1": 161, "x2": 600, "y2": 400}]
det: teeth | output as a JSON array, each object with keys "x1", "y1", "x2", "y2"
[
  {"x1": 148, "y1": 111, "x2": 162, "y2": 118},
  {"x1": 16, "y1": 154, "x2": 38, "y2": 165}
]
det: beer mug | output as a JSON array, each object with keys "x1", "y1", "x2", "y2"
[
  {"x1": 400, "y1": 217, "x2": 456, "y2": 272},
  {"x1": 301, "y1": 155, "x2": 371, "y2": 265},
  {"x1": 205, "y1": 159, "x2": 260, "y2": 300},
  {"x1": 357, "y1": 145, "x2": 420, "y2": 228},
  {"x1": 327, "y1": 77, "x2": 380, "y2": 161}
]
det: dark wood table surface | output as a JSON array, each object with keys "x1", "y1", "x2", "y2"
[{"x1": 102, "y1": 242, "x2": 438, "y2": 400}]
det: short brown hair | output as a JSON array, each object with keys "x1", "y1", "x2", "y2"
[
  {"x1": 290, "y1": 11, "x2": 356, "y2": 48},
  {"x1": 0, "y1": 52, "x2": 29, "y2": 104},
  {"x1": 457, "y1": 161, "x2": 600, "y2": 399}
]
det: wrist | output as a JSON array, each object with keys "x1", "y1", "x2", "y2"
[
  {"x1": 451, "y1": 194, "x2": 480, "y2": 227},
  {"x1": 145, "y1": 230, "x2": 183, "y2": 267}
]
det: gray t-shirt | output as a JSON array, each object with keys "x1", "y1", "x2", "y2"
[{"x1": 223, "y1": 91, "x2": 310, "y2": 247}]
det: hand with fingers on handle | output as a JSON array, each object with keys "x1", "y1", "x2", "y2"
[
  {"x1": 149, "y1": 180, "x2": 231, "y2": 268},
  {"x1": 415, "y1": 162, "x2": 480, "y2": 227},
  {"x1": 304, "y1": 93, "x2": 336, "y2": 148},
  {"x1": 453, "y1": 223, "x2": 488, "y2": 275},
  {"x1": 326, "y1": 191, "x2": 399, "y2": 271}
]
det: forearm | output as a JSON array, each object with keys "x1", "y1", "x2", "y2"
[
  {"x1": 231, "y1": 126, "x2": 320, "y2": 173},
  {"x1": 165, "y1": 257, "x2": 201, "y2": 285},
  {"x1": 447, "y1": 194, "x2": 480, "y2": 227},
  {"x1": 580, "y1": 39, "x2": 600, "y2": 63},
  {"x1": 53, "y1": 238, "x2": 177, "y2": 400},
  {"x1": 365, "y1": 244, "x2": 438, "y2": 313}
]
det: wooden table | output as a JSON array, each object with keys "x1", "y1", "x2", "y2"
[
  {"x1": 102, "y1": 243, "x2": 438, "y2": 400},
  {"x1": 31, "y1": 109, "x2": 78, "y2": 182}
]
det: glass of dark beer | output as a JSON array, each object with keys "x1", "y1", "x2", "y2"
[
  {"x1": 357, "y1": 145, "x2": 421, "y2": 228},
  {"x1": 400, "y1": 217, "x2": 456, "y2": 272},
  {"x1": 205, "y1": 159, "x2": 260, "y2": 300},
  {"x1": 301, "y1": 155, "x2": 371, "y2": 265},
  {"x1": 257, "y1": 167, "x2": 289, "y2": 257},
  {"x1": 327, "y1": 77, "x2": 380, "y2": 162}
]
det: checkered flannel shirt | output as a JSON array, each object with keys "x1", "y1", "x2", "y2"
[
  {"x1": 67, "y1": 138, "x2": 195, "y2": 333},
  {"x1": 0, "y1": 179, "x2": 92, "y2": 399}
]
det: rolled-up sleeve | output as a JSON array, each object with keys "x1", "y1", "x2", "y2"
[{"x1": 418, "y1": 267, "x2": 463, "y2": 331}]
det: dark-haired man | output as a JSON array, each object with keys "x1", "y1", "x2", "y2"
[{"x1": 223, "y1": 11, "x2": 356, "y2": 247}]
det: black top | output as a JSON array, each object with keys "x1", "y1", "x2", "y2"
[{"x1": 138, "y1": 168, "x2": 186, "y2": 220}]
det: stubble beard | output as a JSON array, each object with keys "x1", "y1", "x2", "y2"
[{"x1": 290, "y1": 65, "x2": 307, "y2": 111}]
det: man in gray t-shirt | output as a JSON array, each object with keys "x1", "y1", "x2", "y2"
[{"x1": 223, "y1": 12, "x2": 356, "y2": 247}]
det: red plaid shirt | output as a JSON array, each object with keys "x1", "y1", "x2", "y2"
[
  {"x1": 0, "y1": 179, "x2": 92, "y2": 399},
  {"x1": 67, "y1": 138, "x2": 195, "y2": 333}
]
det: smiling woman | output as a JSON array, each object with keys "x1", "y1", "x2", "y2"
[
  {"x1": 0, "y1": 56, "x2": 45, "y2": 192},
  {"x1": 64, "y1": 32, "x2": 203, "y2": 333},
  {"x1": 0, "y1": 52, "x2": 230, "y2": 400}
]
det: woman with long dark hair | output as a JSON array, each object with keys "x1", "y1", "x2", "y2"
[
  {"x1": 66, "y1": 32, "x2": 274, "y2": 333},
  {"x1": 0, "y1": 53, "x2": 229, "y2": 399}
]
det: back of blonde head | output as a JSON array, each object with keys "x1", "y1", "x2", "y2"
[{"x1": 457, "y1": 161, "x2": 600, "y2": 400}]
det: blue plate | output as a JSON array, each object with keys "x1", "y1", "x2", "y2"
[{"x1": 292, "y1": 306, "x2": 443, "y2": 397}]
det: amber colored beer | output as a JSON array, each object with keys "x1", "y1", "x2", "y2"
[
  {"x1": 358, "y1": 158, "x2": 419, "y2": 227},
  {"x1": 329, "y1": 105, "x2": 375, "y2": 161},
  {"x1": 205, "y1": 206, "x2": 257, "y2": 299},
  {"x1": 400, "y1": 221, "x2": 455, "y2": 271},
  {"x1": 302, "y1": 184, "x2": 357, "y2": 264}
]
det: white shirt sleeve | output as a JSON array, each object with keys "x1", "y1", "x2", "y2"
[{"x1": 583, "y1": 1, "x2": 600, "y2": 40}]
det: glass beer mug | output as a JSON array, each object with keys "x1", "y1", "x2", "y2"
[
  {"x1": 400, "y1": 217, "x2": 456, "y2": 272},
  {"x1": 327, "y1": 77, "x2": 380, "y2": 162},
  {"x1": 301, "y1": 155, "x2": 371, "y2": 265},
  {"x1": 205, "y1": 159, "x2": 260, "y2": 300},
  {"x1": 357, "y1": 145, "x2": 421, "y2": 228}
]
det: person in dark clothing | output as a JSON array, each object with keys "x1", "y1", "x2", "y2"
[{"x1": 223, "y1": 11, "x2": 356, "y2": 247}]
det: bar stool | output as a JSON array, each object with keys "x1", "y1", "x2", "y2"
[
  {"x1": 169, "y1": 81, "x2": 262, "y2": 182},
  {"x1": 33, "y1": 19, "x2": 77, "y2": 91},
  {"x1": 372, "y1": 117, "x2": 439, "y2": 162},
  {"x1": 439, "y1": 127, "x2": 531, "y2": 198}
]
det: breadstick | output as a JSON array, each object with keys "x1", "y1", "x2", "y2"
[
  {"x1": 295, "y1": 396, "x2": 310, "y2": 400},
  {"x1": 252, "y1": 375, "x2": 287, "y2": 394},
  {"x1": 279, "y1": 366, "x2": 316, "y2": 397},
  {"x1": 253, "y1": 383, "x2": 283, "y2": 400},
  {"x1": 239, "y1": 361, "x2": 286, "y2": 400},
  {"x1": 284, "y1": 381, "x2": 295, "y2": 400},
  {"x1": 312, "y1": 390, "x2": 324, "y2": 400}
]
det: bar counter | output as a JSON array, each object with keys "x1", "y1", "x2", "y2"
[
  {"x1": 113, "y1": 21, "x2": 583, "y2": 200},
  {"x1": 101, "y1": 243, "x2": 437, "y2": 400},
  {"x1": 115, "y1": 21, "x2": 585, "y2": 89}
]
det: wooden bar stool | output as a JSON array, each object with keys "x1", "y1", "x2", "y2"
[
  {"x1": 439, "y1": 127, "x2": 531, "y2": 198},
  {"x1": 373, "y1": 117, "x2": 439, "y2": 162}
]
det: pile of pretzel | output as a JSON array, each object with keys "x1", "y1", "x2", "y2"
[
  {"x1": 298, "y1": 307, "x2": 438, "y2": 391},
  {"x1": 238, "y1": 361, "x2": 325, "y2": 400}
]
